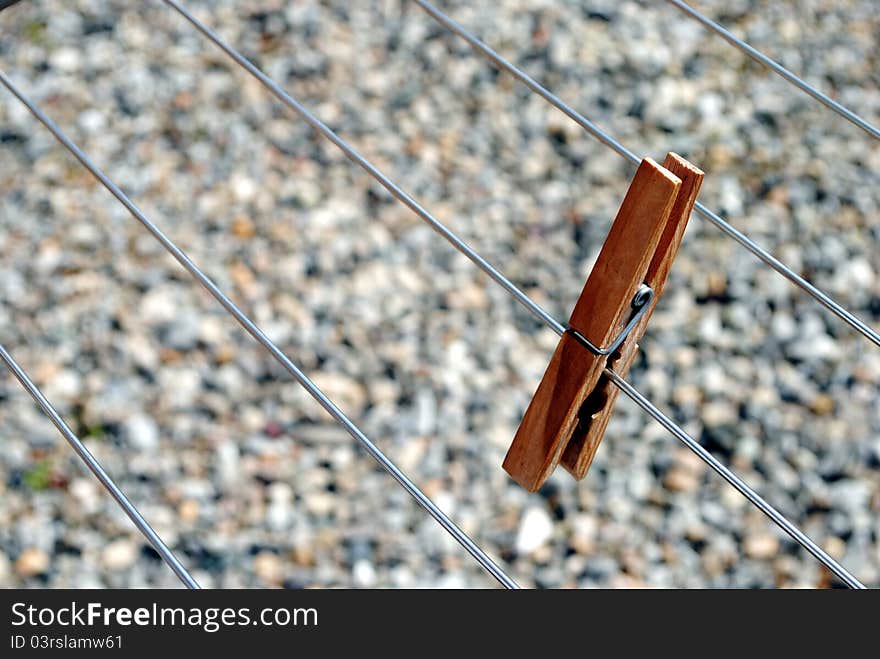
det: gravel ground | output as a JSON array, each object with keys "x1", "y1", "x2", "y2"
[{"x1": 0, "y1": 0, "x2": 878, "y2": 589}]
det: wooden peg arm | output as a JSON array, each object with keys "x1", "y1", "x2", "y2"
[
  {"x1": 561, "y1": 153, "x2": 704, "y2": 479},
  {"x1": 503, "y1": 158, "x2": 682, "y2": 492}
]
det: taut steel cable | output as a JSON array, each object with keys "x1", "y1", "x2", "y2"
[
  {"x1": 0, "y1": 343, "x2": 200, "y2": 589},
  {"x1": 414, "y1": 0, "x2": 880, "y2": 350},
  {"x1": 664, "y1": 0, "x2": 880, "y2": 140},
  {"x1": 158, "y1": 1, "x2": 865, "y2": 588},
  {"x1": 0, "y1": 0, "x2": 870, "y2": 589},
  {"x1": 605, "y1": 370, "x2": 865, "y2": 589},
  {"x1": 0, "y1": 69, "x2": 518, "y2": 590},
  {"x1": 162, "y1": 0, "x2": 564, "y2": 335}
]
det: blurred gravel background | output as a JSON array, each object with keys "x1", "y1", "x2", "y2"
[{"x1": 0, "y1": 0, "x2": 878, "y2": 588}]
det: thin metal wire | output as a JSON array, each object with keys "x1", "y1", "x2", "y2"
[
  {"x1": 665, "y1": 0, "x2": 880, "y2": 141},
  {"x1": 568, "y1": 285, "x2": 654, "y2": 356},
  {"x1": 0, "y1": 70, "x2": 518, "y2": 590},
  {"x1": 414, "y1": 0, "x2": 880, "y2": 350},
  {"x1": 2, "y1": 4, "x2": 866, "y2": 589},
  {"x1": 162, "y1": 0, "x2": 562, "y2": 335},
  {"x1": 604, "y1": 369, "x2": 866, "y2": 589},
  {"x1": 160, "y1": 0, "x2": 867, "y2": 587},
  {"x1": 0, "y1": 343, "x2": 200, "y2": 589}
]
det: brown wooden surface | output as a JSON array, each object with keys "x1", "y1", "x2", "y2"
[
  {"x1": 503, "y1": 158, "x2": 681, "y2": 491},
  {"x1": 561, "y1": 153, "x2": 704, "y2": 479}
]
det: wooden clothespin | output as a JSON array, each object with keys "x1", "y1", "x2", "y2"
[{"x1": 503, "y1": 153, "x2": 704, "y2": 492}]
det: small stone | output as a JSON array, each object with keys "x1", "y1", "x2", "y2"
[
  {"x1": 214, "y1": 343, "x2": 237, "y2": 365},
  {"x1": 164, "y1": 311, "x2": 200, "y2": 350},
  {"x1": 699, "y1": 310, "x2": 724, "y2": 344},
  {"x1": 178, "y1": 499, "x2": 200, "y2": 523},
  {"x1": 15, "y1": 548, "x2": 49, "y2": 577},
  {"x1": 706, "y1": 271, "x2": 727, "y2": 297},
  {"x1": 308, "y1": 373, "x2": 367, "y2": 416},
  {"x1": 436, "y1": 573, "x2": 468, "y2": 589},
  {"x1": 79, "y1": 109, "x2": 105, "y2": 133},
  {"x1": 398, "y1": 437, "x2": 428, "y2": 471},
  {"x1": 50, "y1": 47, "x2": 81, "y2": 72},
  {"x1": 253, "y1": 551, "x2": 284, "y2": 585},
  {"x1": 743, "y1": 533, "x2": 779, "y2": 560},
  {"x1": 771, "y1": 313, "x2": 797, "y2": 341},
  {"x1": 569, "y1": 514, "x2": 597, "y2": 555},
  {"x1": 414, "y1": 389, "x2": 436, "y2": 436},
  {"x1": 448, "y1": 282, "x2": 488, "y2": 310},
  {"x1": 232, "y1": 176, "x2": 257, "y2": 202},
  {"x1": 838, "y1": 258, "x2": 873, "y2": 290},
  {"x1": 515, "y1": 506, "x2": 553, "y2": 554},
  {"x1": 267, "y1": 483, "x2": 293, "y2": 530},
  {"x1": 673, "y1": 383, "x2": 702, "y2": 407},
  {"x1": 216, "y1": 441, "x2": 240, "y2": 486},
  {"x1": 352, "y1": 559, "x2": 377, "y2": 587},
  {"x1": 232, "y1": 215, "x2": 256, "y2": 239},
  {"x1": 809, "y1": 394, "x2": 835, "y2": 416},
  {"x1": 198, "y1": 316, "x2": 226, "y2": 346},
  {"x1": 101, "y1": 539, "x2": 137, "y2": 571},
  {"x1": 69, "y1": 478, "x2": 100, "y2": 514},
  {"x1": 0, "y1": 551, "x2": 11, "y2": 586},
  {"x1": 292, "y1": 546, "x2": 314, "y2": 567},
  {"x1": 230, "y1": 262, "x2": 256, "y2": 290},
  {"x1": 45, "y1": 369, "x2": 82, "y2": 401},
  {"x1": 141, "y1": 287, "x2": 177, "y2": 325},
  {"x1": 162, "y1": 369, "x2": 201, "y2": 408},
  {"x1": 829, "y1": 480, "x2": 871, "y2": 512},
  {"x1": 824, "y1": 536, "x2": 846, "y2": 560},
  {"x1": 264, "y1": 421, "x2": 284, "y2": 438},
  {"x1": 663, "y1": 467, "x2": 699, "y2": 493},
  {"x1": 305, "y1": 492, "x2": 335, "y2": 517},
  {"x1": 701, "y1": 400, "x2": 737, "y2": 426},
  {"x1": 123, "y1": 414, "x2": 160, "y2": 451}
]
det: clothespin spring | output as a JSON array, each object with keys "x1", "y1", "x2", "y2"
[{"x1": 565, "y1": 284, "x2": 654, "y2": 357}]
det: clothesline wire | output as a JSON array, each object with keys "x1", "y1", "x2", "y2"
[
  {"x1": 0, "y1": 343, "x2": 200, "y2": 589},
  {"x1": 0, "y1": 0, "x2": 868, "y2": 589},
  {"x1": 414, "y1": 0, "x2": 880, "y2": 350},
  {"x1": 604, "y1": 371, "x2": 865, "y2": 589},
  {"x1": 165, "y1": 0, "x2": 563, "y2": 335},
  {"x1": 160, "y1": 0, "x2": 863, "y2": 587},
  {"x1": 0, "y1": 69, "x2": 518, "y2": 590},
  {"x1": 664, "y1": 0, "x2": 880, "y2": 140}
]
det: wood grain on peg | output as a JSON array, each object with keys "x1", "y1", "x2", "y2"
[
  {"x1": 561, "y1": 153, "x2": 704, "y2": 479},
  {"x1": 503, "y1": 157, "x2": 682, "y2": 492}
]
